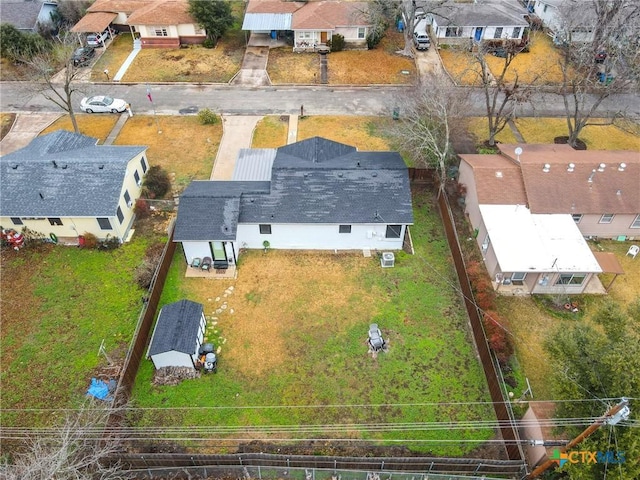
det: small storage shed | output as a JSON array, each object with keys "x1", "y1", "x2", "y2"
[{"x1": 147, "y1": 299, "x2": 206, "y2": 370}]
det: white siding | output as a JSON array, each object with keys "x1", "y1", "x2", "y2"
[
  {"x1": 182, "y1": 241, "x2": 212, "y2": 265},
  {"x1": 237, "y1": 223, "x2": 406, "y2": 250},
  {"x1": 151, "y1": 351, "x2": 194, "y2": 370}
]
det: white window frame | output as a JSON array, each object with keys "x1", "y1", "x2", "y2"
[
  {"x1": 152, "y1": 26, "x2": 168, "y2": 37},
  {"x1": 494, "y1": 27, "x2": 503, "y2": 39},
  {"x1": 631, "y1": 214, "x2": 640, "y2": 228},
  {"x1": 510, "y1": 272, "x2": 527, "y2": 286},
  {"x1": 481, "y1": 234, "x2": 490, "y2": 252},
  {"x1": 512, "y1": 27, "x2": 521, "y2": 39},
  {"x1": 556, "y1": 273, "x2": 587, "y2": 286},
  {"x1": 599, "y1": 213, "x2": 614, "y2": 224},
  {"x1": 357, "y1": 27, "x2": 366, "y2": 39},
  {"x1": 572, "y1": 214, "x2": 583, "y2": 223}
]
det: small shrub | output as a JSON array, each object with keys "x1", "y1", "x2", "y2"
[
  {"x1": 197, "y1": 108, "x2": 218, "y2": 125},
  {"x1": 98, "y1": 234, "x2": 120, "y2": 250},
  {"x1": 366, "y1": 30, "x2": 384, "y2": 49},
  {"x1": 202, "y1": 38, "x2": 215, "y2": 49},
  {"x1": 330, "y1": 34, "x2": 345, "y2": 52},
  {"x1": 82, "y1": 232, "x2": 98, "y2": 249},
  {"x1": 135, "y1": 243, "x2": 165, "y2": 289},
  {"x1": 475, "y1": 289, "x2": 496, "y2": 311},
  {"x1": 135, "y1": 198, "x2": 151, "y2": 219},
  {"x1": 143, "y1": 165, "x2": 171, "y2": 199},
  {"x1": 483, "y1": 311, "x2": 514, "y2": 365}
]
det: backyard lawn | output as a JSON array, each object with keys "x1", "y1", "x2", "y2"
[
  {"x1": 251, "y1": 115, "x2": 289, "y2": 148},
  {"x1": 130, "y1": 188, "x2": 496, "y2": 455}
]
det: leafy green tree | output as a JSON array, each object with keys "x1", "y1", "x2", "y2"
[
  {"x1": 544, "y1": 301, "x2": 640, "y2": 479},
  {"x1": 188, "y1": 0, "x2": 234, "y2": 46},
  {"x1": 0, "y1": 24, "x2": 47, "y2": 62}
]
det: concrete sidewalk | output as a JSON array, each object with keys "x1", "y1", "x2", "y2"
[{"x1": 0, "y1": 112, "x2": 61, "y2": 155}]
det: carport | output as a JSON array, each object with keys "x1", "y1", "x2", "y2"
[
  {"x1": 593, "y1": 251, "x2": 625, "y2": 292},
  {"x1": 70, "y1": 11, "x2": 116, "y2": 45}
]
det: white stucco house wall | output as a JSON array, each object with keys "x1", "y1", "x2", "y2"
[
  {"x1": 1, "y1": 130, "x2": 148, "y2": 244},
  {"x1": 173, "y1": 137, "x2": 414, "y2": 269}
]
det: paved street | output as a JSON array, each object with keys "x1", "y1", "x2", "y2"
[{"x1": 1, "y1": 82, "x2": 638, "y2": 119}]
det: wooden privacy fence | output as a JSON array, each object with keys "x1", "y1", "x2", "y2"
[{"x1": 435, "y1": 192, "x2": 523, "y2": 462}]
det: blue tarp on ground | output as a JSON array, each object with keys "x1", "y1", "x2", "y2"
[{"x1": 86, "y1": 378, "x2": 110, "y2": 400}]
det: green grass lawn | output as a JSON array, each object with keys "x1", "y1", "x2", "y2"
[{"x1": 130, "y1": 189, "x2": 495, "y2": 455}]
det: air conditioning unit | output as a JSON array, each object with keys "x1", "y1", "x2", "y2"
[{"x1": 381, "y1": 252, "x2": 395, "y2": 268}]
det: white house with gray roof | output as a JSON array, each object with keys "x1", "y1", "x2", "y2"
[
  {"x1": 0, "y1": 130, "x2": 148, "y2": 244},
  {"x1": 173, "y1": 137, "x2": 414, "y2": 269},
  {"x1": 427, "y1": 0, "x2": 529, "y2": 46},
  {"x1": 147, "y1": 299, "x2": 206, "y2": 370}
]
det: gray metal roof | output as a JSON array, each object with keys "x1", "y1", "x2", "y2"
[
  {"x1": 0, "y1": 130, "x2": 147, "y2": 217},
  {"x1": 232, "y1": 148, "x2": 277, "y2": 181},
  {"x1": 432, "y1": 0, "x2": 528, "y2": 27},
  {"x1": 148, "y1": 300, "x2": 203, "y2": 357},
  {"x1": 242, "y1": 13, "x2": 292, "y2": 31},
  {"x1": 173, "y1": 137, "x2": 414, "y2": 242}
]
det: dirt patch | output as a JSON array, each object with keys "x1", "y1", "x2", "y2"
[
  {"x1": 1, "y1": 113, "x2": 16, "y2": 140},
  {"x1": 554, "y1": 136, "x2": 587, "y2": 150}
]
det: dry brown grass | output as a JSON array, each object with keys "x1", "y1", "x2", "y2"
[
  {"x1": 515, "y1": 118, "x2": 640, "y2": 150},
  {"x1": 179, "y1": 250, "x2": 384, "y2": 377},
  {"x1": 1, "y1": 113, "x2": 16, "y2": 140},
  {"x1": 39, "y1": 114, "x2": 119, "y2": 143},
  {"x1": 121, "y1": 33, "x2": 244, "y2": 83},
  {"x1": 296, "y1": 116, "x2": 392, "y2": 150},
  {"x1": 268, "y1": 30, "x2": 415, "y2": 85},
  {"x1": 0, "y1": 58, "x2": 30, "y2": 81},
  {"x1": 90, "y1": 33, "x2": 136, "y2": 82},
  {"x1": 466, "y1": 117, "x2": 519, "y2": 145},
  {"x1": 114, "y1": 115, "x2": 221, "y2": 191},
  {"x1": 267, "y1": 47, "x2": 320, "y2": 84},
  {"x1": 251, "y1": 115, "x2": 289, "y2": 148},
  {"x1": 440, "y1": 32, "x2": 570, "y2": 86}
]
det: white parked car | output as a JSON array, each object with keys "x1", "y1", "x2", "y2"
[
  {"x1": 86, "y1": 28, "x2": 114, "y2": 48},
  {"x1": 80, "y1": 96, "x2": 128, "y2": 113}
]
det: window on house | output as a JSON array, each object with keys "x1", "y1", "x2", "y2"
[
  {"x1": 599, "y1": 213, "x2": 614, "y2": 224},
  {"x1": 512, "y1": 27, "x2": 521, "y2": 38},
  {"x1": 357, "y1": 27, "x2": 366, "y2": 39},
  {"x1": 152, "y1": 26, "x2": 168, "y2": 37},
  {"x1": 10, "y1": 217, "x2": 23, "y2": 225},
  {"x1": 385, "y1": 225, "x2": 402, "y2": 238},
  {"x1": 299, "y1": 31, "x2": 312, "y2": 39},
  {"x1": 124, "y1": 190, "x2": 131, "y2": 206},
  {"x1": 631, "y1": 215, "x2": 640, "y2": 228},
  {"x1": 445, "y1": 26, "x2": 462, "y2": 37},
  {"x1": 511, "y1": 272, "x2": 527, "y2": 286},
  {"x1": 134, "y1": 170, "x2": 141, "y2": 185},
  {"x1": 97, "y1": 218, "x2": 112, "y2": 230},
  {"x1": 48, "y1": 218, "x2": 62, "y2": 226},
  {"x1": 572, "y1": 214, "x2": 583, "y2": 223},
  {"x1": 339, "y1": 225, "x2": 352, "y2": 234},
  {"x1": 543, "y1": 5, "x2": 548, "y2": 13},
  {"x1": 117, "y1": 206, "x2": 124, "y2": 223},
  {"x1": 141, "y1": 157, "x2": 147, "y2": 173},
  {"x1": 556, "y1": 273, "x2": 586, "y2": 285},
  {"x1": 259, "y1": 224, "x2": 272, "y2": 234},
  {"x1": 494, "y1": 27, "x2": 503, "y2": 39}
]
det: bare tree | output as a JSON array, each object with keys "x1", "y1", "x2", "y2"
[
  {"x1": 21, "y1": 34, "x2": 86, "y2": 134},
  {"x1": 389, "y1": 73, "x2": 469, "y2": 193},
  {"x1": 0, "y1": 401, "x2": 126, "y2": 479},
  {"x1": 554, "y1": 0, "x2": 640, "y2": 147}
]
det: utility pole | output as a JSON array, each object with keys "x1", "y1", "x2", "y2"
[{"x1": 526, "y1": 398, "x2": 630, "y2": 479}]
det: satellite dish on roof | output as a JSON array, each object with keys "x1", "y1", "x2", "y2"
[{"x1": 514, "y1": 147, "x2": 523, "y2": 162}]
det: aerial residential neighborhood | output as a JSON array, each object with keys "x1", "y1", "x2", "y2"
[{"x1": 0, "y1": 1, "x2": 638, "y2": 479}]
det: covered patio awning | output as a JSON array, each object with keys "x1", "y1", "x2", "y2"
[
  {"x1": 593, "y1": 251, "x2": 625, "y2": 292},
  {"x1": 70, "y1": 12, "x2": 117, "y2": 33}
]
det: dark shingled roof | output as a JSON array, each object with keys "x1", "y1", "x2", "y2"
[
  {"x1": 173, "y1": 137, "x2": 414, "y2": 242},
  {"x1": 148, "y1": 300, "x2": 203, "y2": 357},
  {"x1": 0, "y1": 0, "x2": 53, "y2": 31},
  {"x1": 0, "y1": 130, "x2": 146, "y2": 217}
]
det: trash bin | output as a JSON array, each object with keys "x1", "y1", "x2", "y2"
[{"x1": 392, "y1": 107, "x2": 400, "y2": 120}]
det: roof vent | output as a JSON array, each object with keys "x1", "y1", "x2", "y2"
[
  {"x1": 39, "y1": 193, "x2": 44, "y2": 199},
  {"x1": 99, "y1": 165, "x2": 104, "y2": 170},
  {"x1": 597, "y1": 163, "x2": 606, "y2": 172},
  {"x1": 12, "y1": 164, "x2": 18, "y2": 169},
  {"x1": 495, "y1": 171, "x2": 503, "y2": 178},
  {"x1": 542, "y1": 163, "x2": 551, "y2": 173},
  {"x1": 52, "y1": 160, "x2": 58, "y2": 168},
  {"x1": 588, "y1": 169, "x2": 596, "y2": 183},
  {"x1": 567, "y1": 163, "x2": 575, "y2": 172},
  {"x1": 616, "y1": 189, "x2": 622, "y2": 196},
  {"x1": 372, "y1": 172, "x2": 377, "y2": 177},
  {"x1": 62, "y1": 165, "x2": 68, "y2": 169},
  {"x1": 338, "y1": 172, "x2": 343, "y2": 177},
  {"x1": 618, "y1": 162, "x2": 626, "y2": 171},
  {"x1": 357, "y1": 161, "x2": 361, "y2": 167}
]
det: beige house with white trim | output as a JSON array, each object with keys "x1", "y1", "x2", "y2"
[{"x1": 1, "y1": 130, "x2": 148, "y2": 244}]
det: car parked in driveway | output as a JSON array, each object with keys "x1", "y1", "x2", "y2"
[
  {"x1": 71, "y1": 47, "x2": 95, "y2": 67},
  {"x1": 80, "y1": 96, "x2": 128, "y2": 113},
  {"x1": 86, "y1": 28, "x2": 114, "y2": 48}
]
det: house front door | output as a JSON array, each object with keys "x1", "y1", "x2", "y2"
[{"x1": 321, "y1": 31, "x2": 327, "y2": 44}]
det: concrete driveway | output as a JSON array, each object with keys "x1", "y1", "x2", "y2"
[
  {"x1": 0, "y1": 112, "x2": 61, "y2": 155},
  {"x1": 231, "y1": 46, "x2": 270, "y2": 87},
  {"x1": 211, "y1": 115, "x2": 263, "y2": 179}
]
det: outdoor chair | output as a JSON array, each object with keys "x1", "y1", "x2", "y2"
[
  {"x1": 190, "y1": 257, "x2": 201, "y2": 268},
  {"x1": 626, "y1": 245, "x2": 639, "y2": 259},
  {"x1": 201, "y1": 256, "x2": 212, "y2": 271}
]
